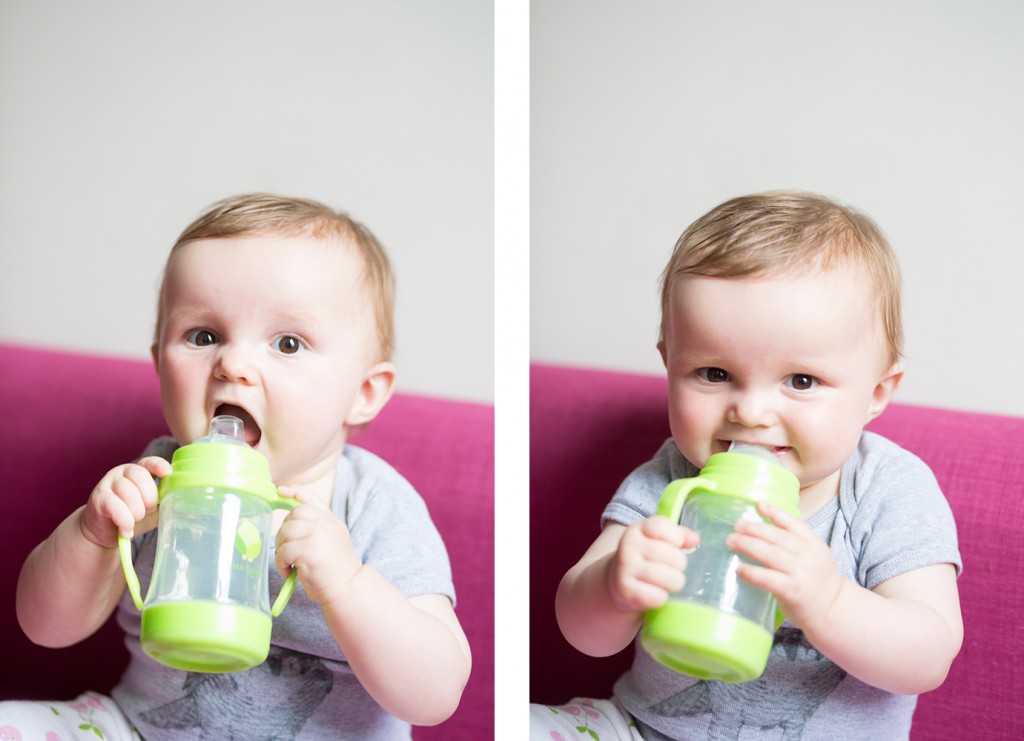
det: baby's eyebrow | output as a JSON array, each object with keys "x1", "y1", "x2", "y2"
[{"x1": 161, "y1": 306, "x2": 212, "y2": 324}]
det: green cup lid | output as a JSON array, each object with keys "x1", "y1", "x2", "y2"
[
  {"x1": 699, "y1": 446, "x2": 800, "y2": 517},
  {"x1": 157, "y1": 415, "x2": 278, "y2": 503}
]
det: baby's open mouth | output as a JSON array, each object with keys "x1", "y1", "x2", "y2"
[
  {"x1": 720, "y1": 440, "x2": 791, "y2": 457},
  {"x1": 214, "y1": 404, "x2": 262, "y2": 447}
]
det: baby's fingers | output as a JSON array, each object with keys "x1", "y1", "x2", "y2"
[
  {"x1": 727, "y1": 514, "x2": 804, "y2": 578},
  {"x1": 123, "y1": 463, "x2": 165, "y2": 508},
  {"x1": 752, "y1": 500, "x2": 812, "y2": 537},
  {"x1": 610, "y1": 523, "x2": 693, "y2": 612},
  {"x1": 640, "y1": 515, "x2": 700, "y2": 550},
  {"x1": 137, "y1": 455, "x2": 173, "y2": 480},
  {"x1": 277, "y1": 484, "x2": 328, "y2": 512},
  {"x1": 620, "y1": 525, "x2": 687, "y2": 576},
  {"x1": 110, "y1": 459, "x2": 169, "y2": 537},
  {"x1": 608, "y1": 551, "x2": 685, "y2": 612},
  {"x1": 610, "y1": 575, "x2": 677, "y2": 612}
]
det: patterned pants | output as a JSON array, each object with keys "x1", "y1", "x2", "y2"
[
  {"x1": 0, "y1": 692, "x2": 141, "y2": 741},
  {"x1": 530, "y1": 697, "x2": 645, "y2": 741}
]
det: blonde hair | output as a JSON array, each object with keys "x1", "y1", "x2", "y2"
[
  {"x1": 658, "y1": 190, "x2": 903, "y2": 366},
  {"x1": 156, "y1": 193, "x2": 395, "y2": 361}
]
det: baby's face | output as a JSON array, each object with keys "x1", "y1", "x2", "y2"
[
  {"x1": 660, "y1": 265, "x2": 901, "y2": 513},
  {"x1": 153, "y1": 234, "x2": 384, "y2": 489}
]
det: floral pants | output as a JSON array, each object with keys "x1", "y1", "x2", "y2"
[
  {"x1": 530, "y1": 697, "x2": 645, "y2": 741},
  {"x1": 0, "y1": 692, "x2": 140, "y2": 741}
]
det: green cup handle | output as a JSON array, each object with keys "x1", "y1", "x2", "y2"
[
  {"x1": 655, "y1": 476, "x2": 717, "y2": 523},
  {"x1": 272, "y1": 569, "x2": 297, "y2": 617},
  {"x1": 118, "y1": 533, "x2": 145, "y2": 610},
  {"x1": 270, "y1": 492, "x2": 300, "y2": 617},
  {"x1": 774, "y1": 608, "x2": 786, "y2": 631}
]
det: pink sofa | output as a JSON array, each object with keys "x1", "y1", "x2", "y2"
[
  {"x1": 0, "y1": 344, "x2": 494, "y2": 740},
  {"x1": 530, "y1": 363, "x2": 1024, "y2": 739}
]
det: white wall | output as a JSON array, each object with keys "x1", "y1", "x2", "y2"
[
  {"x1": 0, "y1": 0, "x2": 493, "y2": 403},
  {"x1": 532, "y1": 1, "x2": 1024, "y2": 417}
]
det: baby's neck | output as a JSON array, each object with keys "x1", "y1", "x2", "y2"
[
  {"x1": 288, "y1": 450, "x2": 343, "y2": 503},
  {"x1": 269, "y1": 459, "x2": 339, "y2": 534},
  {"x1": 305, "y1": 476, "x2": 336, "y2": 509},
  {"x1": 798, "y1": 470, "x2": 841, "y2": 518},
  {"x1": 271, "y1": 474, "x2": 336, "y2": 536}
]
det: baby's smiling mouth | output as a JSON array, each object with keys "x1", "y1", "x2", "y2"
[{"x1": 214, "y1": 404, "x2": 262, "y2": 447}]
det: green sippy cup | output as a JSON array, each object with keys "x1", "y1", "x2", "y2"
[
  {"x1": 641, "y1": 443, "x2": 800, "y2": 683},
  {"x1": 118, "y1": 415, "x2": 298, "y2": 673}
]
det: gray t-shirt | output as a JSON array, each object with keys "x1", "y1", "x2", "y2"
[
  {"x1": 113, "y1": 438, "x2": 455, "y2": 740},
  {"x1": 604, "y1": 432, "x2": 962, "y2": 741}
]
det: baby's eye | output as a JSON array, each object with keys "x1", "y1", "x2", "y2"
[
  {"x1": 186, "y1": 329, "x2": 218, "y2": 347},
  {"x1": 273, "y1": 335, "x2": 304, "y2": 355},
  {"x1": 786, "y1": 374, "x2": 817, "y2": 391},
  {"x1": 697, "y1": 367, "x2": 731, "y2": 384}
]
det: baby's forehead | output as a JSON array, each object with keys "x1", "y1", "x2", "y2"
[
  {"x1": 665, "y1": 264, "x2": 883, "y2": 325},
  {"x1": 664, "y1": 267, "x2": 893, "y2": 364},
  {"x1": 171, "y1": 230, "x2": 362, "y2": 262},
  {"x1": 160, "y1": 235, "x2": 373, "y2": 318},
  {"x1": 170, "y1": 233, "x2": 370, "y2": 287}
]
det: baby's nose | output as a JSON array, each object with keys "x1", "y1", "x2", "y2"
[
  {"x1": 727, "y1": 389, "x2": 777, "y2": 427},
  {"x1": 214, "y1": 345, "x2": 258, "y2": 385}
]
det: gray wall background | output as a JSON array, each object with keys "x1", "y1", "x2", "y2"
[
  {"x1": 0, "y1": 1, "x2": 493, "y2": 403},
  {"x1": 532, "y1": 1, "x2": 1024, "y2": 417}
]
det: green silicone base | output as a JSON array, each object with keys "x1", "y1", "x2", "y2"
[
  {"x1": 642, "y1": 600, "x2": 773, "y2": 683},
  {"x1": 141, "y1": 601, "x2": 271, "y2": 673}
]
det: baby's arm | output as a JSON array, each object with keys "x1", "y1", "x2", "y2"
[
  {"x1": 321, "y1": 573, "x2": 470, "y2": 726},
  {"x1": 555, "y1": 517, "x2": 698, "y2": 658},
  {"x1": 16, "y1": 456, "x2": 171, "y2": 648},
  {"x1": 729, "y1": 500, "x2": 963, "y2": 694},
  {"x1": 274, "y1": 487, "x2": 471, "y2": 726}
]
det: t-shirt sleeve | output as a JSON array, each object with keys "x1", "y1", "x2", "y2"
[
  {"x1": 602, "y1": 439, "x2": 698, "y2": 528},
  {"x1": 138, "y1": 436, "x2": 178, "y2": 461},
  {"x1": 342, "y1": 448, "x2": 456, "y2": 607},
  {"x1": 841, "y1": 434, "x2": 963, "y2": 591}
]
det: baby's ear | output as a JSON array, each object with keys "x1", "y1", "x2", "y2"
[
  {"x1": 345, "y1": 361, "x2": 397, "y2": 427},
  {"x1": 866, "y1": 361, "x2": 904, "y2": 422}
]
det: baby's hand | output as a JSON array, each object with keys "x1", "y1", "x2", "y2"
[
  {"x1": 608, "y1": 515, "x2": 699, "y2": 615},
  {"x1": 80, "y1": 456, "x2": 172, "y2": 549},
  {"x1": 275, "y1": 485, "x2": 362, "y2": 608},
  {"x1": 727, "y1": 500, "x2": 843, "y2": 631}
]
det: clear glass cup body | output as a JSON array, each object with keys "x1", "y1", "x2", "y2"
[
  {"x1": 670, "y1": 491, "x2": 775, "y2": 631},
  {"x1": 145, "y1": 487, "x2": 274, "y2": 615}
]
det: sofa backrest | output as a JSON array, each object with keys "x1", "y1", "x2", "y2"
[
  {"x1": 0, "y1": 344, "x2": 493, "y2": 741},
  {"x1": 530, "y1": 362, "x2": 1024, "y2": 739}
]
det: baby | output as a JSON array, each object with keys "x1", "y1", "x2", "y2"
[
  {"x1": 11, "y1": 194, "x2": 471, "y2": 740},
  {"x1": 533, "y1": 191, "x2": 962, "y2": 740}
]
